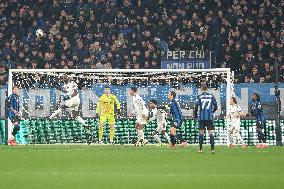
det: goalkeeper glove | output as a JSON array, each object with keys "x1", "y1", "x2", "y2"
[
  {"x1": 116, "y1": 109, "x2": 121, "y2": 115},
  {"x1": 115, "y1": 109, "x2": 121, "y2": 118}
]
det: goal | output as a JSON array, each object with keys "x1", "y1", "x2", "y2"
[{"x1": 8, "y1": 68, "x2": 233, "y2": 145}]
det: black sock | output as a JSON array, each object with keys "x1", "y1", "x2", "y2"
[
  {"x1": 170, "y1": 134, "x2": 176, "y2": 145},
  {"x1": 12, "y1": 125, "x2": 20, "y2": 137},
  {"x1": 260, "y1": 132, "x2": 266, "y2": 143},
  {"x1": 209, "y1": 134, "x2": 214, "y2": 151},
  {"x1": 257, "y1": 131, "x2": 262, "y2": 143},
  {"x1": 199, "y1": 133, "x2": 204, "y2": 150}
]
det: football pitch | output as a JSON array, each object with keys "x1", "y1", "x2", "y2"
[{"x1": 0, "y1": 145, "x2": 284, "y2": 189}]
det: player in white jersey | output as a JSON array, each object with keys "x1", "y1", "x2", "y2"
[
  {"x1": 49, "y1": 76, "x2": 91, "y2": 142},
  {"x1": 228, "y1": 97, "x2": 247, "y2": 148},
  {"x1": 129, "y1": 87, "x2": 149, "y2": 146},
  {"x1": 148, "y1": 99, "x2": 171, "y2": 145}
]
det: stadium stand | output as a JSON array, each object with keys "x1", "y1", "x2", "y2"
[{"x1": 0, "y1": 0, "x2": 283, "y2": 85}]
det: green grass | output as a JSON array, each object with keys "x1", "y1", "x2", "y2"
[{"x1": 0, "y1": 145, "x2": 284, "y2": 189}]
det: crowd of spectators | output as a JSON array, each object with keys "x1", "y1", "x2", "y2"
[{"x1": 0, "y1": 0, "x2": 284, "y2": 86}]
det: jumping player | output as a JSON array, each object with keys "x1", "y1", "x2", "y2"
[
  {"x1": 168, "y1": 91, "x2": 186, "y2": 147},
  {"x1": 148, "y1": 99, "x2": 171, "y2": 145},
  {"x1": 96, "y1": 86, "x2": 121, "y2": 144},
  {"x1": 228, "y1": 97, "x2": 247, "y2": 148},
  {"x1": 7, "y1": 86, "x2": 21, "y2": 145},
  {"x1": 49, "y1": 76, "x2": 91, "y2": 142},
  {"x1": 129, "y1": 87, "x2": 149, "y2": 146},
  {"x1": 194, "y1": 85, "x2": 218, "y2": 154},
  {"x1": 247, "y1": 93, "x2": 268, "y2": 148}
]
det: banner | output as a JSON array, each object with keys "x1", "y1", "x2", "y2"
[
  {"x1": 161, "y1": 51, "x2": 211, "y2": 69},
  {"x1": 0, "y1": 119, "x2": 282, "y2": 145},
  {"x1": 0, "y1": 83, "x2": 282, "y2": 118}
]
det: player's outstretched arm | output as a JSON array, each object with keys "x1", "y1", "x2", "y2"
[
  {"x1": 238, "y1": 106, "x2": 245, "y2": 117},
  {"x1": 114, "y1": 95, "x2": 121, "y2": 110},
  {"x1": 113, "y1": 95, "x2": 121, "y2": 117}
]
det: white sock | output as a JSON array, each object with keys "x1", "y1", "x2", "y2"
[
  {"x1": 141, "y1": 130, "x2": 144, "y2": 141},
  {"x1": 49, "y1": 108, "x2": 62, "y2": 119},
  {"x1": 233, "y1": 132, "x2": 237, "y2": 144},
  {"x1": 236, "y1": 131, "x2": 244, "y2": 145},
  {"x1": 138, "y1": 130, "x2": 144, "y2": 141},
  {"x1": 164, "y1": 132, "x2": 171, "y2": 143},
  {"x1": 137, "y1": 130, "x2": 141, "y2": 141},
  {"x1": 75, "y1": 116, "x2": 87, "y2": 126},
  {"x1": 228, "y1": 129, "x2": 234, "y2": 144},
  {"x1": 153, "y1": 134, "x2": 161, "y2": 144}
]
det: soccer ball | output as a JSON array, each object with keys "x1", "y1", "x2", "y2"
[{"x1": 36, "y1": 29, "x2": 44, "y2": 37}]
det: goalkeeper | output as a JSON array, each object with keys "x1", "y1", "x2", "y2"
[{"x1": 95, "y1": 86, "x2": 121, "y2": 144}]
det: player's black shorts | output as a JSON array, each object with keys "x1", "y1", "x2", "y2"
[
  {"x1": 198, "y1": 120, "x2": 214, "y2": 130},
  {"x1": 256, "y1": 120, "x2": 265, "y2": 129},
  {"x1": 172, "y1": 120, "x2": 183, "y2": 129}
]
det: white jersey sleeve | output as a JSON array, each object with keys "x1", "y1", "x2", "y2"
[
  {"x1": 149, "y1": 108, "x2": 167, "y2": 124},
  {"x1": 132, "y1": 94, "x2": 147, "y2": 115},
  {"x1": 237, "y1": 105, "x2": 243, "y2": 113},
  {"x1": 229, "y1": 105, "x2": 243, "y2": 119},
  {"x1": 156, "y1": 109, "x2": 167, "y2": 124},
  {"x1": 64, "y1": 81, "x2": 78, "y2": 97}
]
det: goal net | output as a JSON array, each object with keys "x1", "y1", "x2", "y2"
[{"x1": 8, "y1": 68, "x2": 233, "y2": 145}]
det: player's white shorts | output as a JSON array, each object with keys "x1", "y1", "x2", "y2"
[
  {"x1": 136, "y1": 108, "x2": 149, "y2": 125},
  {"x1": 65, "y1": 95, "x2": 80, "y2": 111},
  {"x1": 156, "y1": 122, "x2": 167, "y2": 133},
  {"x1": 229, "y1": 119, "x2": 241, "y2": 132}
]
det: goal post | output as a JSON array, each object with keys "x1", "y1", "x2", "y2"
[{"x1": 8, "y1": 68, "x2": 233, "y2": 145}]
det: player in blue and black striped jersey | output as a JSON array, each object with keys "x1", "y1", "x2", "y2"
[
  {"x1": 194, "y1": 85, "x2": 218, "y2": 154},
  {"x1": 6, "y1": 86, "x2": 21, "y2": 145},
  {"x1": 167, "y1": 91, "x2": 186, "y2": 147},
  {"x1": 247, "y1": 93, "x2": 268, "y2": 148}
]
